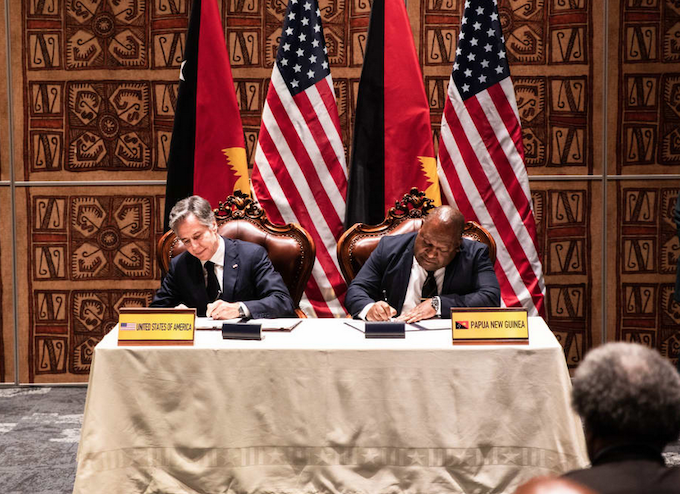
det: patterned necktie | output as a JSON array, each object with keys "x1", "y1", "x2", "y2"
[
  {"x1": 422, "y1": 271, "x2": 437, "y2": 299},
  {"x1": 205, "y1": 261, "x2": 220, "y2": 301}
]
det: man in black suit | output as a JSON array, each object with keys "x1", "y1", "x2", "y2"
[
  {"x1": 562, "y1": 342, "x2": 680, "y2": 493},
  {"x1": 344, "y1": 205, "x2": 501, "y2": 322},
  {"x1": 151, "y1": 195, "x2": 294, "y2": 319}
]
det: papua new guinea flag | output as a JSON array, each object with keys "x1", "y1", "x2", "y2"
[
  {"x1": 345, "y1": 0, "x2": 441, "y2": 227},
  {"x1": 163, "y1": 0, "x2": 248, "y2": 229}
]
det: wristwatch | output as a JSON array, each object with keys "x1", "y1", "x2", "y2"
[
  {"x1": 430, "y1": 296, "x2": 440, "y2": 316},
  {"x1": 238, "y1": 304, "x2": 246, "y2": 318}
]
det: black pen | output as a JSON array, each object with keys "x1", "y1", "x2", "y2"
[{"x1": 382, "y1": 289, "x2": 388, "y2": 302}]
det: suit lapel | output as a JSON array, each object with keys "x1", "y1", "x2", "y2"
[
  {"x1": 222, "y1": 238, "x2": 239, "y2": 301},
  {"x1": 443, "y1": 244, "x2": 461, "y2": 293}
]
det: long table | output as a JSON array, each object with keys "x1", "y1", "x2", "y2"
[{"x1": 73, "y1": 317, "x2": 587, "y2": 493}]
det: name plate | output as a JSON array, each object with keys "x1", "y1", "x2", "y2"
[
  {"x1": 451, "y1": 308, "x2": 528, "y2": 345},
  {"x1": 365, "y1": 321, "x2": 405, "y2": 339},
  {"x1": 118, "y1": 308, "x2": 195, "y2": 345},
  {"x1": 222, "y1": 322, "x2": 262, "y2": 340}
]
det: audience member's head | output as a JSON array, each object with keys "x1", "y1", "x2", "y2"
[
  {"x1": 514, "y1": 476, "x2": 598, "y2": 494},
  {"x1": 571, "y1": 342, "x2": 680, "y2": 457}
]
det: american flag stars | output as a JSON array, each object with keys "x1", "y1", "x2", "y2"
[
  {"x1": 276, "y1": 0, "x2": 330, "y2": 95},
  {"x1": 452, "y1": 0, "x2": 509, "y2": 99}
]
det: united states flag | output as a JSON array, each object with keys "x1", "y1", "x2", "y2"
[
  {"x1": 251, "y1": 0, "x2": 348, "y2": 317},
  {"x1": 437, "y1": 0, "x2": 546, "y2": 316}
]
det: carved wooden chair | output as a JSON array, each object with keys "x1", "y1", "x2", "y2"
[
  {"x1": 337, "y1": 188, "x2": 497, "y2": 283},
  {"x1": 157, "y1": 191, "x2": 316, "y2": 317}
]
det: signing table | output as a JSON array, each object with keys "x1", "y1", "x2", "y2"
[{"x1": 73, "y1": 318, "x2": 587, "y2": 494}]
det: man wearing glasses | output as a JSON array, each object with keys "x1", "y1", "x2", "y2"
[{"x1": 151, "y1": 195, "x2": 294, "y2": 319}]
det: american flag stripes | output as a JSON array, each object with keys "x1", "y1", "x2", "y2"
[
  {"x1": 437, "y1": 0, "x2": 546, "y2": 316},
  {"x1": 251, "y1": 0, "x2": 348, "y2": 317}
]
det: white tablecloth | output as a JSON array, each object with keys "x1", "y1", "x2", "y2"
[{"x1": 73, "y1": 317, "x2": 587, "y2": 493}]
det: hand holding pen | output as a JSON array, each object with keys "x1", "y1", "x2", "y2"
[{"x1": 365, "y1": 289, "x2": 397, "y2": 321}]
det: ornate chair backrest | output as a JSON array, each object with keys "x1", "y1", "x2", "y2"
[
  {"x1": 337, "y1": 188, "x2": 497, "y2": 283},
  {"x1": 157, "y1": 191, "x2": 316, "y2": 313}
]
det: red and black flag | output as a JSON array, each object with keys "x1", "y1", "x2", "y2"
[
  {"x1": 345, "y1": 0, "x2": 441, "y2": 227},
  {"x1": 163, "y1": 0, "x2": 248, "y2": 229}
]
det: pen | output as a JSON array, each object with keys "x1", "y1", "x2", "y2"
[
  {"x1": 343, "y1": 321, "x2": 365, "y2": 333},
  {"x1": 288, "y1": 320, "x2": 302, "y2": 331},
  {"x1": 382, "y1": 289, "x2": 388, "y2": 302}
]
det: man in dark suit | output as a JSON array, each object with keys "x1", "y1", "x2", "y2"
[
  {"x1": 344, "y1": 205, "x2": 501, "y2": 322},
  {"x1": 151, "y1": 195, "x2": 294, "y2": 319},
  {"x1": 562, "y1": 342, "x2": 680, "y2": 493}
]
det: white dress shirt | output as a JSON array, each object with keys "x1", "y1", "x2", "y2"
[
  {"x1": 358, "y1": 256, "x2": 444, "y2": 320},
  {"x1": 201, "y1": 236, "x2": 250, "y2": 318}
]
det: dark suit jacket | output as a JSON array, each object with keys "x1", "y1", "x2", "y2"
[
  {"x1": 344, "y1": 232, "x2": 501, "y2": 317},
  {"x1": 563, "y1": 444, "x2": 680, "y2": 494},
  {"x1": 151, "y1": 237, "x2": 294, "y2": 318}
]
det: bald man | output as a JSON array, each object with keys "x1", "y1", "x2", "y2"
[
  {"x1": 514, "y1": 477, "x2": 598, "y2": 494},
  {"x1": 344, "y1": 206, "x2": 501, "y2": 323}
]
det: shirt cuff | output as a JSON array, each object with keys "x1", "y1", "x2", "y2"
[
  {"x1": 239, "y1": 302, "x2": 251, "y2": 318},
  {"x1": 358, "y1": 303, "x2": 375, "y2": 321}
]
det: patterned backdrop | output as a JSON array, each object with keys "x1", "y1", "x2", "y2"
[{"x1": 0, "y1": 0, "x2": 678, "y2": 382}]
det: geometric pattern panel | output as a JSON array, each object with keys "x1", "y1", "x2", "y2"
[
  {"x1": 26, "y1": 80, "x2": 177, "y2": 177},
  {"x1": 617, "y1": 0, "x2": 680, "y2": 173},
  {"x1": 531, "y1": 182, "x2": 596, "y2": 368},
  {"x1": 32, "y1": 289, "x2": 155, "y2": 377},
  {"x1": 616, "y1": 185, "x2": 680, "y2": 366},
  {"x1": 32, "y1": 195, "x2": 154, "y2": 280},
  {"x1": 24, "y1": 189, "x2": 164, "y2": 382}
]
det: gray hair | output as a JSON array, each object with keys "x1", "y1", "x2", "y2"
[
  {"x1": 572, "y1": 342, "x2": 680, "y2": 445},
  {"x1": 168, "y1": 195, "x2": 215, "y2": 233}
]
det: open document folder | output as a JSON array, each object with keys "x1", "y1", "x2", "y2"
[{"x1": 195, "y1": 317, "x2": 302, "y2": 332}]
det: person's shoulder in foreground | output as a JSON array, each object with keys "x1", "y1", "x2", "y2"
[
  {"x1": 150, "y1": 195, "x2": 294, "y2": 318},
  {"x1": 344, "y1": 204, "x2": 500, "y2": 323},
  {"x1": 561, "y1": 341, "x2": 680, "y2": 494},
  {"x1": 514, "y1": 476, "x2": 598, "y2": 494}
]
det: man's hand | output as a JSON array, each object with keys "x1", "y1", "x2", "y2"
[
  {"x1": 366, "y1": 301, "x2": 397, "y2": 321},
  {"x1": 397, "y1": 299, "x2": 436, "y2": 323},
  {"x1": 206, "y1": 300, "x2": 241, "y2": 320}
]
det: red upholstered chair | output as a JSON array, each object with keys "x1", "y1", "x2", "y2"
[
  {"x1": 157, "y1": 191, "x2": 315, "y2": 317},
  {"x1": 336, "y1": 188, "x2": 496, "y2": 283}
]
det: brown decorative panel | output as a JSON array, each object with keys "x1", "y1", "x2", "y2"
[
  {"x1": 616, "y1": 1, "x2": 680, "y2": 174},
  {"x1": 531, "y1": 181, "x2": 600, "y2": 369},
  {"x1": 0, "y1": 188, "x2": 14, "y2": 383},
  {"x1": 0, "y1": 0, "x2": 675, "y2": 381},
  {"x1": 16, "y1": 188, "x2": 164, "y2": 383},
  {"x1": 612, "y1": 184, "x2": 680, "y2": 363}
]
